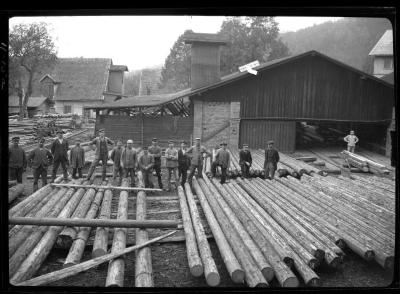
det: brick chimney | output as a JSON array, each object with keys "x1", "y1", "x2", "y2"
[{"x1": 183, "y1": 32, "x2": 228, "y2": 90}]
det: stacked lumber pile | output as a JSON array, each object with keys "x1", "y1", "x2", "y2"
[{"x1": 340, "y1": 150, "x2": 391, "y2": 174}]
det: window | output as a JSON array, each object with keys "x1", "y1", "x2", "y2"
[
  {"x1": 64, "y1": 105, "x2": 72, "y2": 114},
  {"x1": 383, "y1": 57, "x2": 393, "y2": 70}
]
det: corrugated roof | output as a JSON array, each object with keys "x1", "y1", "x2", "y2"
[
  {"x1": 9, "y1": 96, "x2": 48, "y2": 108},
  {"x1": 369, "y1": 30, "x2": 393, "y2": 56}
]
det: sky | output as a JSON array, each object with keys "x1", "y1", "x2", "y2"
[{"x1": 10, "y1": 16, "x2": 341, "y2": 71}]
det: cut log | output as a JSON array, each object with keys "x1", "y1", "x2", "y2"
[
  {"x1": 51, "y1": 182, "x2": 162, "y2": 192},
  {"x1": 295, "y1": 156, "x2": 317, "y2": 162}
]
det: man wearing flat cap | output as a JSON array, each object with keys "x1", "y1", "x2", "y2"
[
  {"x1": 186, "y1": 137, "x2": 211, "y2": 186},
  {"x1": 264, "y1": 140, "x2": 280, "y2": 180},
  {"x1": 239, "y1": 144, "x2": 252, "y2": 178},
  {"x1": 165, "y1": 140, "x2": 179, "y2": 191},
  {"x1": 9, "y1": 136, "x2": 27, "y2": 184},
  {"x1": 121, "y1": 139, "x2": 137, "y2": 187},
  {"x1": 87, "y1": 128, "x2": 114, "y2": 181},
  {"x1": 51, "y1": 130, "x2": 69, "y2": 182},
  {"x1": 28, "y1": 138, "x2": 53, "y2": 191},
  {"x1": 211, "y1": 142, "x2": 230, "y2": 184},
  {"x1": 148, "y1": 138, "x2": 163, "y2": 190}
]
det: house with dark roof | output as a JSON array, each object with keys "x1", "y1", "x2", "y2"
[
  {"x1": 369, "y1": 30, "x2": 393, "y2": 78},
  {"x1": 9, "y1": 96, "x2": 51, "y2": 117},
  {"x1": 38, "y1": 58, "x2": 128, "y2": 117}
]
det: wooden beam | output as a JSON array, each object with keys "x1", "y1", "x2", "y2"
[{"x1": 50, "y1": 183, "x2": 162, "y2": 192}]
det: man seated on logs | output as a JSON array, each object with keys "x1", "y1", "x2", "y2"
[
  {"x1": 344, "y1": 130, "x2": 359, "y2": 153},
  {"x1": 165, "y1": 140, "x2": 179, "y2": 191},
  {"x1": 178, "y1": 140, "x2": 191, "y2": 186},
  {"x1": 148, "y1": 138, "x2": 163, "y2": 190},
  {"x1": 239, "y1": 143, "x2": 252, "y2": 178},
  {"x1": 51, "y1": 130, "x2": 69, "y2": 182},
  {"x1": 69, "y1": 140, "x2": 85, "y2": 179},
  {"x1": 211, "y1": 142, "x2": 230, "y2": 184},
  {"x1": 186, "y1": 137, "x2": 212, "y2": 186},
  {"x1": 138, "y1": 146, "x2": 154, "y2": 188},
  {"x1": 120, "y1": 139, "x2": 137, "y2": 187},
  {"x1": 264, "y1": 140, "x2": 280, "y2": 180},
  {"x1": 110, "y1": 140, "x2": 124, "y2": 185},
  {"x1": 9, "y1": 136, "x2": 27, "y2": 184},
  {"x1": 28, "y1": 138, "x2": 53, "y2": 191},
  {"x1": 86, "y1": 128, "x2": 114, "y2": 181}
]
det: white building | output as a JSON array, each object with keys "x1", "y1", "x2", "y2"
[{"x1": 369, "y1": 30, "x2": 393, "y2": 78}]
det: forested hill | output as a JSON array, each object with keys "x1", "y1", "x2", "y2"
[{"x1": 280, "y1": 18, "x2": 392, "y2": 74}]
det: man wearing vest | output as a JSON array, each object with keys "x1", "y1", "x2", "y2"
[
  {"x1": 28, "y1": 138, "x2": 53, "y2": 191},
  {"x1": 165, "y1": 140, "x2": 179, "y2": 191},
  {"x1": 138, "y1": 146, "x2": 154, "y2": 188},
  {"x1": 51, "y1": 130, "x2": 69, "y2": 182},
  {"x1": 178, "y1": 140, "x2": 191, "y2": 186},
  {"x1": 9, "y1": 136, "x2": 27, "y2": 183},
  {"x1": 239, "y1": 143, "x2": 252, "y2": 178},
  {"x1": 211, "y1": 142, "x2": 230, "y2": 184},
  {"x1": 148, "y1": 138, "x2": 163, "y2": 190},
  {"x1": 86, "y1": 129, "x2": 114, "y2": 181},
  {"x1": 186, "y1": 138, "x2": 211, "y2": 186},
  {"x1": 344, "y1": 130, "x2": 359, "y2": 153},
  {"x1": 120, "y1": 139, "x2": 137, "y2": 187},
  {"x1": 69, "y1": 140, "x2": 85, "y2": 179},
  {"x1": 264, "y1": 140, "x2": 280, "y2": 180}
]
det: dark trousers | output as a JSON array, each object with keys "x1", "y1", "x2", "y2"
[
  {"x1": 52, "y1": 159, "x2": 68, "y2": 181},
  {"x1": 123, "y1": 168, "x2": 135, "y2": 187},
  {"x1": 113, "y1": 165, "x2": 124, "y2": 185},
  {"x1": 87, "y1": 155, "x2": 108, "y2": 181},
  {"x1": 141, "y1": 170, "x2": 154, "y2": 188},
  {"x1": 188, "y1": 164, "x2": 203, "y2": 185},
  {"x1": 264, "y1": 162, "x2": 276, "y2": 180},
  {"x1": 33, "y1": 166, "x2": 47, "y2": 192},
  {"x1": 178, "y1": 166, "x2": 188, "y2": 186},
  {"x1": 72, "y1": 167, "x2": 83, "y2": 179},
  {"x1": 10, "y1": 167, "x2": 23, "y2": 183},
  {"x1": 241, "y1": 163, "x2": 250, "y2": 178},
  {"x1": 211, "y1": 162, "x2": 228, "y2": 184},
  {"x1": 153, "y1": 158, "x2": 163, "y2": 189}
]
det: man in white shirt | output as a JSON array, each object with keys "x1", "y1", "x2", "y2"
[{"x1": 344, "y1": 130, "x2": 359, "y2": 153}]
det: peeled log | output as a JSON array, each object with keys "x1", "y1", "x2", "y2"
[
  {"x1": 106, "y1": 179, "x2": 129, "y2": 287},
  {"x1": 177, "y1": 186, "x2": 203, "y2": 277},
  {"x1": 9, "y1": 184, "x2": 25, "y2": 203},
  {"x1": 184, "y1": 182, "x2": 220, "y2": 286}
]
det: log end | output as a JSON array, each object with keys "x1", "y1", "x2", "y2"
[
  {"x1": 282, "y1": 276, "x2": 299, "y2": 288},
  {"x1": 190, "y1": 264, "x2": 204, "y2": 277},
  {"x1": 262, "y1": 267, "x2": 275, "y2": 282},
  {"x1": 92, "y1": 248, "x2": 107, "y2": 259},
  {"x1": 307, "y1": 277, "x2": 321, "y2": 287},
  {"x1": 365, "y1": 250, "x2": 375, "y2": 261},
  {"x1": 206, "y1": 272, "x2": 221, "y2": 287},
  {"x1": 231, "y1": 269, "x2": 245, "y2": 284},
  {"x1": 283, "y1": 257, "x2": 294, "y2": 269},
  {"x1": 309, "y1": 258, "x2": 320, "y2": 270},
  {"x1": 56, "y1": 236, "x2": 73, "y2": 250},
  {"x1": 255, "y1": 281, "x2": 269, "y2": 287}
]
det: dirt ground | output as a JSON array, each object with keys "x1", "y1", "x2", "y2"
[{"x1": 10, "y1": 163, "x2": 395, "y2": 288}]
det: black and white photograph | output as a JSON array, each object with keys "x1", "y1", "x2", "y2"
[{"x1": 5, "y1": 11, "x2": 396, "y2": 288}]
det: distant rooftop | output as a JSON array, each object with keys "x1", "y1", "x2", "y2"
[
  {"x1": 110, "y1": 65, "x2": 129, "y2": 71},
  {"x1": 183, "y1": 32, "x2": 228, "y2": 45},
  {"x1": 369, "y1": 30, "x2": 393, "y2": 56}
]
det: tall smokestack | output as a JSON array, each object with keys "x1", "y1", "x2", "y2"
[{"x1": 183, "y1": 32, "x2": 228, "y2": 90}]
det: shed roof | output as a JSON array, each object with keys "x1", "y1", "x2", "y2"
[
  {"x1": 183, "y1": 32, "x2": 228, "y2": 45},
  {"x1": 110, "y1": 65, "x2": 129, "y2": 71},
  {"x1": 381, "y1": 72, "x2": 394, "y2": 85},
  {"x1": 9, "y1": 96, "x2": 48, "y2": 108},
  {"x1": 369, "y1": 30, "x2": 393, "y2": 56}
]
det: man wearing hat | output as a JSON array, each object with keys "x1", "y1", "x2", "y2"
[
  {"x1": 165, "y1": 140, "x2": 179, "y2": 191},
  {"x1": 239, "y1": 144, "x2": 252, "y2": 178},
  {"x1": 51, "y1": 130, "x2": 69, "y2": 182},
  {"x1": 120, "y1": 139, "x2": 137, "y2": 187},
  {"x1": 28, "y1": 138, "x2": 53, "y2": 191},
  {"x1": 178, "y1": 140, "x2": 191, "y2": 186},
  {"x1": 148, "y1": 138, "x2": 163, "y2": 189},
  {"x1": 264, "y1": 140, "x2": 280, "y2": 180},
  {"x1": 69, "y1": 140, "x2": 85, "y2": 179},
  {"x1": 86, "y1": 128, "x2": 114, "y2": 181},
  {"x1": 9, "y1": 136, "x2": 27, "y2": 183},
  {"x1": 186, "y1": 138, "x2": 212, "y2": 186},
  {"x1": 211, "y1": 142, "x2": 230, "y2": 184},
  {"x1": 138, "y1": 146, "x2": 154, "y2": 188}
]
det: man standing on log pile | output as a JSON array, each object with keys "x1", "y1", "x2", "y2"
[
  {"x1": 239, "y1": 143, "x2": 252, "y2": 178},
  {"x1": 86, "y1": 129, "x2": 114, "y2": 181},
  {"x1": 121, "y1": 140, "x2": 137, "y2": 187},
  {"x1": 178, "y1": 140, "x2": 190, "y2": 186},
  {"x1": 69, "y1": 140, "x2": 85, "y2": 179},
  {"x1": 28, "y1": 138, "x2": 53, "y2": 191},
  {"x1": 211, "y1": 142, "x2": 230, "y2": 184},
  {"x1": 51, "y1": 130, "x2": 69, "y2": 182},
  {"x1": 148, "y1": 138, "x2": 163, "y2": 190},
  {"x1": 110, "y1": 140, "x2": 124, "y2": 185},
  {"x1": 344, "y1": 130, "x2": 359, "y2": 153},
  {"x1": 264, "y1": 140, "x2": 280, "y2": 180},
  {"x1": 138, "y1": 146, "x2": 154, "y2": 188},
  {"x1": 186, "y1": 138, "x2": 212, "y2": 186},
  {"x1": 165, "y1": 140, "x2": 179, "y2": 191},
  {"x1": 9, "y1": 136, "x2": 27, "y2": 184}
]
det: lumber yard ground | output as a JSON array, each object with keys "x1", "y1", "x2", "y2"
[{"x1": 10, "y1": 159, "x2": 394, "y2": 288}]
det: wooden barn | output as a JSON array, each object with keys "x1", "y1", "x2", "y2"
[{"x1": 87, "y1": 32, "x2": 394, "y2": 154}]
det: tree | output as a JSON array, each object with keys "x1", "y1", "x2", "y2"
[{"x1": 9, "y1": 22, "x2": 57, "y2": 119}]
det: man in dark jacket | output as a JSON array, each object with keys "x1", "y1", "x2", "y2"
[
  {"x1": 211, "y1": 142, "x2": 230, "y2": 184},
  {"x1": 148, "y1": 138, "x2": 163, "y2": 189},
  {"x1": 239, "y1": 143, "x2": 252, "y2": 178},
  {"x1": 86, "y1": 129, "x2": 114, "y2": 181},
  {"x1": 178, "y1": 141, "x2": 191, "y2": 186},
  {"x1": 9, "y1": 136, "x2": 27, "y2": 183},
  {"x1": 120, "y1": 139, "x2": 137, "y2": 187},
  {"x1": 51, "y1": 130, "x2": 69, "y2": 182},
  {"x1": 264, "y1": 140, "x2": 280, "y2": 180},
  {"x1": 70, "y1": 140, "x2": 85, "y2": 179},
  {"x1": 110, "y1": 140, "x2": 124, "y2": 184},
  {"x1": 187, "y1": 138, "x2": 212, "y2": 186},
  {"x1": 28, "y1": 138, "x2": 53, "y2": 191}
]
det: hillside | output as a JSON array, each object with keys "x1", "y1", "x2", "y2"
[{"x1": 280, "y1": 17, "x2": 392, "y2": 73}]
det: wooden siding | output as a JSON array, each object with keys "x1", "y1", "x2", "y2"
[
  {"x1": 95, "y1": 115, "x2": 193, "y2": 147},
  {"x1": 194, "y1": 55, "x2": 393, "y2": 122},
  {"x1": 239, "y1": 120, "x2": 296, "y2": 152}
]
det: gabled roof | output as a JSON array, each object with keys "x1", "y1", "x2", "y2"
[
  {"x1": 369, "y1": 30, "x2": 393, "y2": 56},
  {"x1": 110, "y1": 65, "x2": 129, "y2": 71},
  {"x1": 9, "y1": 96, "x2": 48, "y2": 108},
  {"x1": 39, "y1": 74, "x2": 58, "y2": 83}
]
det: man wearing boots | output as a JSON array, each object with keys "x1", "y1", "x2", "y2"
[
  {"x1": 148, "y1": 138, "x2": 163, "y2": 190},
  {"x1": 239, "y1": 143, "x2": 252, "y2": 178},
  {"x1": 86, "y1": 129, "x2": 114, "y2": 181},
  {"x1": 51, "y1": 130, "x2": 69, "y2": 182},
  {"x1": 264, "y1": 140, "x2": 280, "y2": 180},
  {"x1": 9, "y1": 136, "x2": 27, "y2": 183},
  {"x1": 70, "y1": 140, "x2": 85, "y2": 179},
  {"x1": 211, "y1": 142, "x2": 230, "y2": 184},
  {"x1": 120, "y1": 139, "x2": 137, "y2": 187},
  {"x1": 186, "y1": 138, "x2": 211, "y2": 186},
  {"x1": 178, "y1": 140, "x2": 190, "y2": 186},
  {"x1": 28, "y1": 138, "x2": 53, "y2": 191},
  {"x1": 165, "y1": 140, "x2": 179, "y2": 191}
]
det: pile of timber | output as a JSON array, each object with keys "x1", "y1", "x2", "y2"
[{"x1": 340, "y1": 150, "x2": 391, "y2": 175}]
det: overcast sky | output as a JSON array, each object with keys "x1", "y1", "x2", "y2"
[{"x1": 10, "y1": 16, "x2": 341, "y2": 70}]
